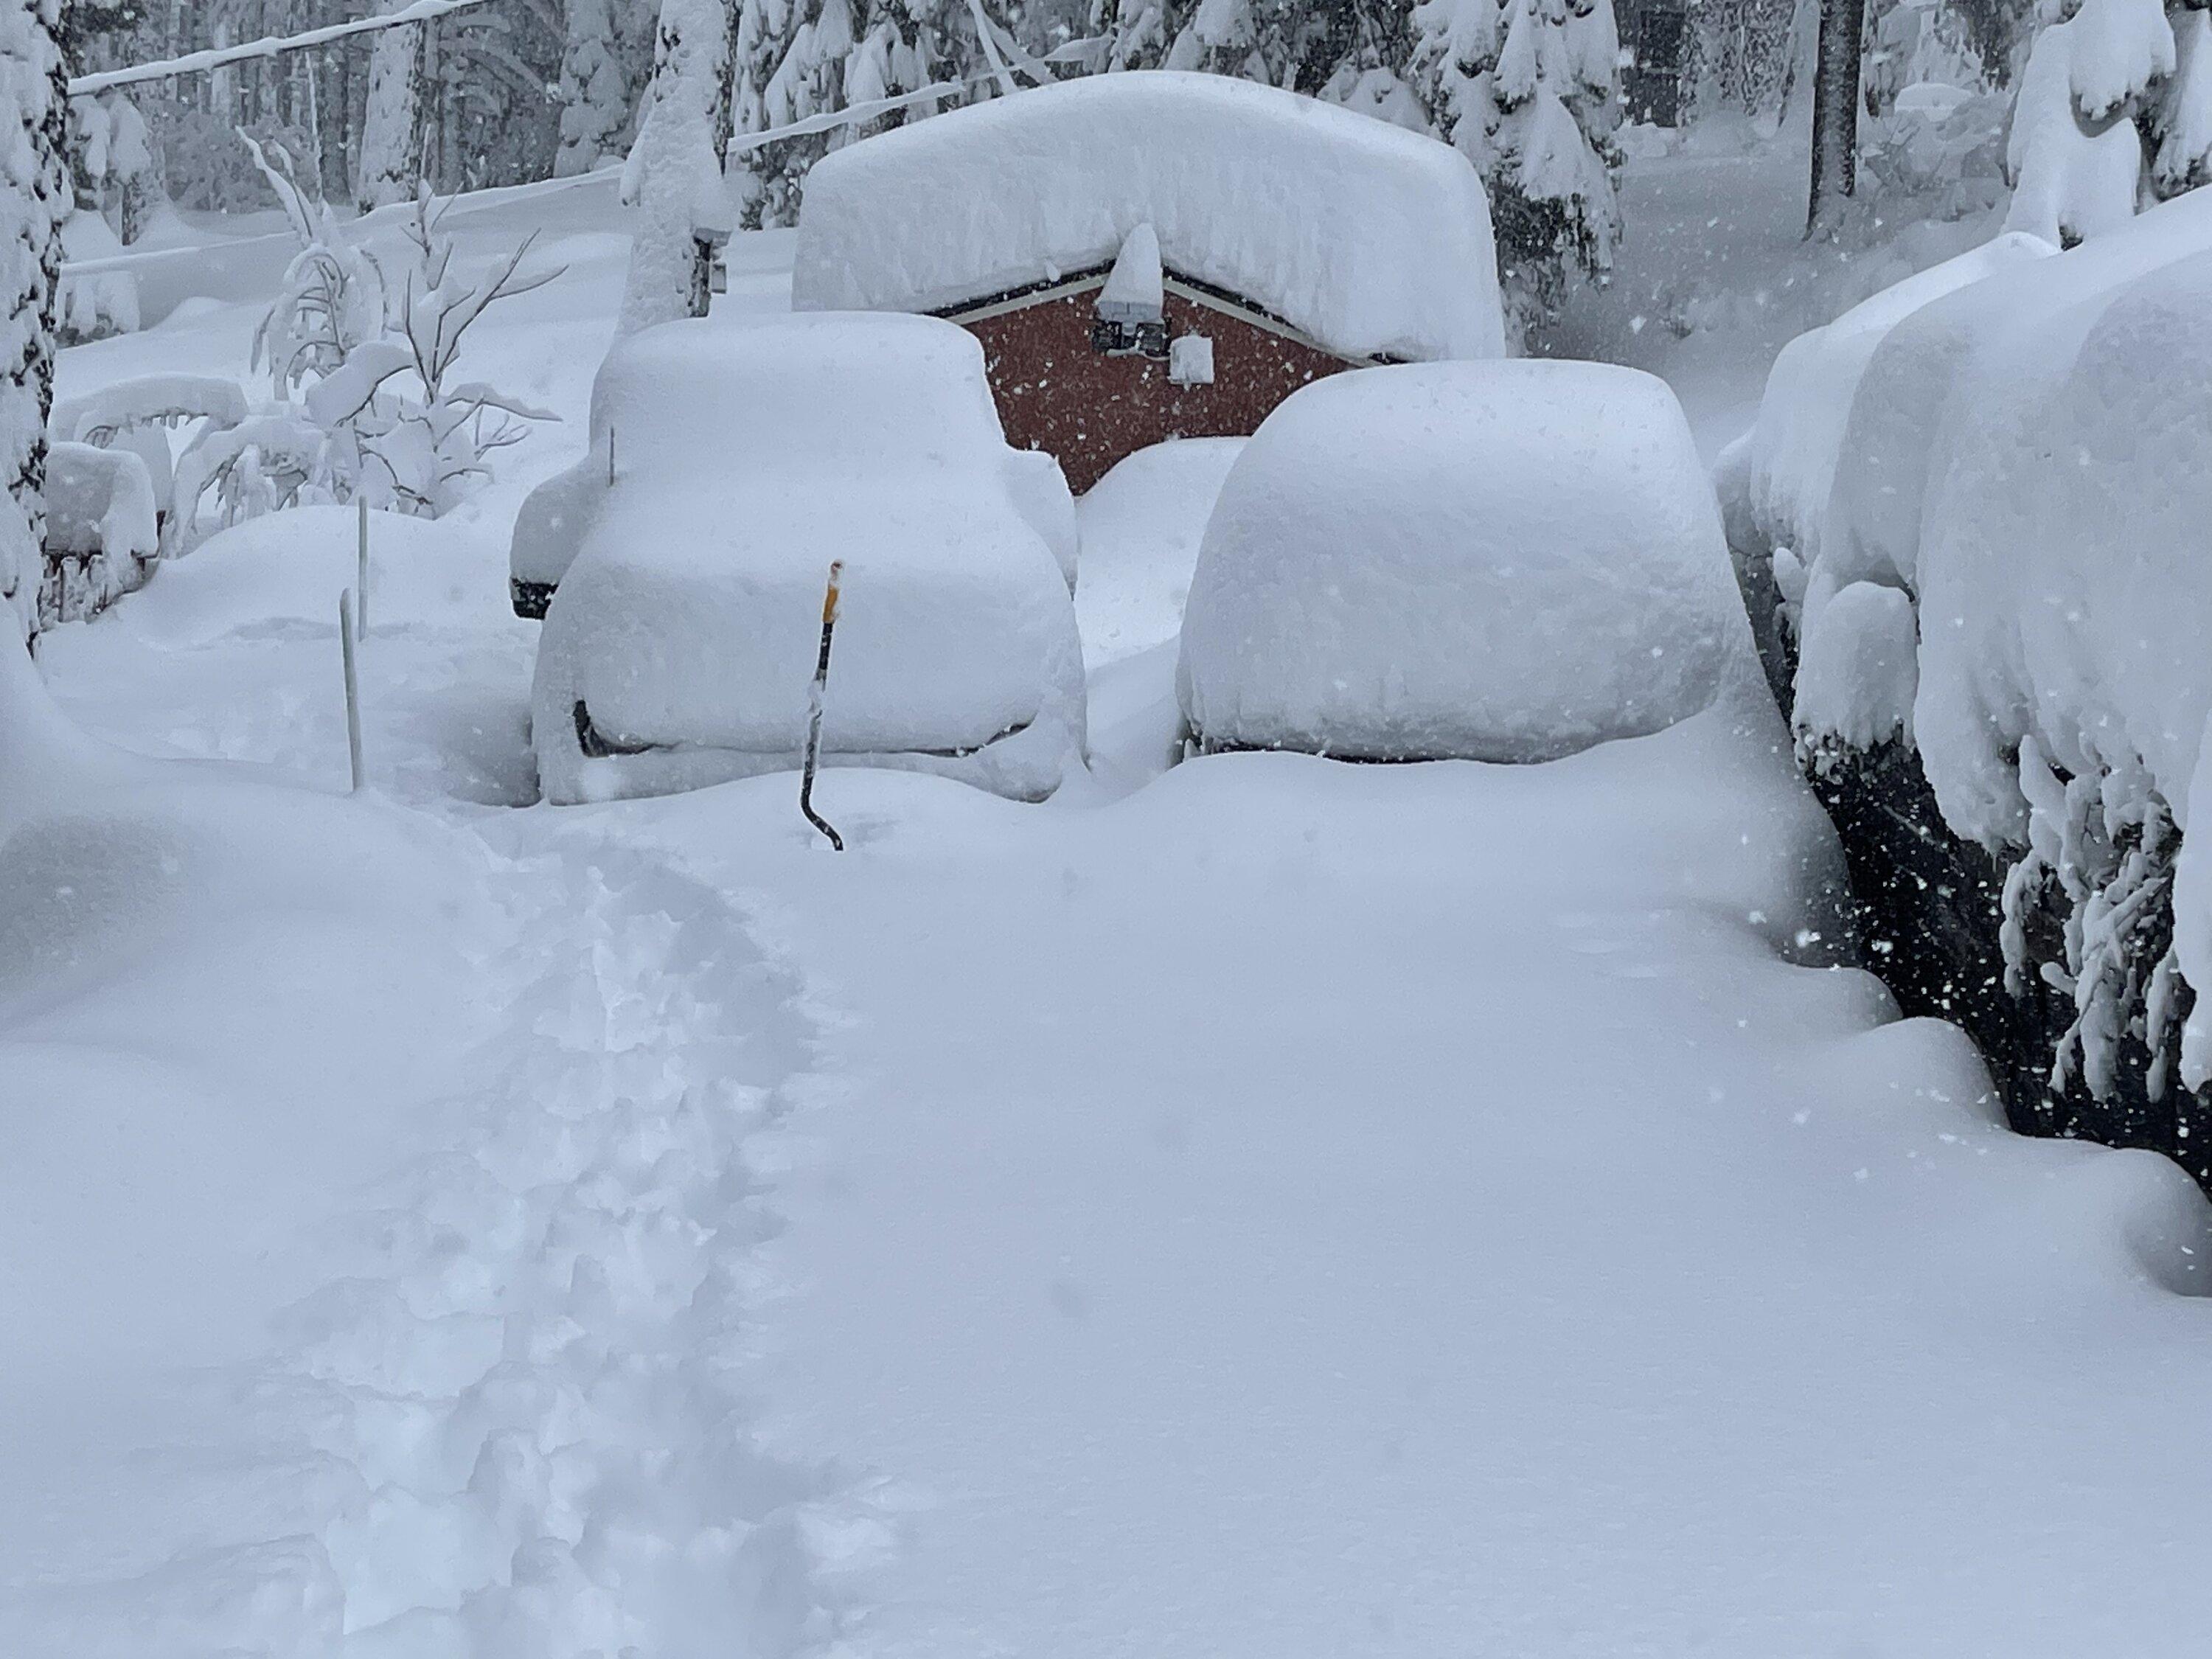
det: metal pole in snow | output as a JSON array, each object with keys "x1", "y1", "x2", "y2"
[
  {"x1": 355, "y1": 496, "x2": 369, "y2": 637},
  {"x1": 339, "y1": 589, "x2": 365, "y2": 793},
  {"x1": 799, "y1": 560, "x2": 845, "y2": 852}
]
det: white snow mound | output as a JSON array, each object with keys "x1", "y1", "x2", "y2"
[
  {"x1": 790, "y1": 73, "x2": 1506, "y2": 365},
  {"x1": 512, "y1": 306, "x2": 1078, "y2": 593},
  {"x1": 1177, "y1": 361, "x2": 1742, "y2": 762},
  {"x1": 1714, "y1": 230, "x2": 2055, "y2": 576},
  {"x1": 532, "y1": 313, "x2": 1085, "y2": 804}
]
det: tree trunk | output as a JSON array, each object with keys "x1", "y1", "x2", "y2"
[
  {"x1": 1806, "y1": 0, "x2": 1866, "y2": 236},
  {"x1": 1, "y1": 0, "x2": 69, "y2": 647}
]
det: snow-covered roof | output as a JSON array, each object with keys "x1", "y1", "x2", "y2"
[{"x1": 790, "y1": 73, "x2": 1505, "y2": 364}]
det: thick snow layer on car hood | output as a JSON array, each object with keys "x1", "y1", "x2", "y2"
[
  {"x1": 790, "y1": 74, "x2": 1505, "y2": 365},
  {"x1": 1178, "y1": 361, "x2": 1744, "y2": 762}
]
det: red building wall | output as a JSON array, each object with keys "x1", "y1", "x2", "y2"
[{"x1": 956, "y1": 287, "x2": 1358, "y2": 494}]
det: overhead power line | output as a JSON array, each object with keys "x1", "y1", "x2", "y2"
[{"x1": 68, "y1": 0, "x2": 503, "y2": 97}]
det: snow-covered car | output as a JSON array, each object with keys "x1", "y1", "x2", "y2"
[
  {"x1": 1176, "y1": 360, "x2": 1745, "y2": 764},
  {"x1": 529, "y1": 313, "x2": 1087, "y2": 805},
  {"x1": 509, "y1": 312, "x2": 1077, "y2": 617}
]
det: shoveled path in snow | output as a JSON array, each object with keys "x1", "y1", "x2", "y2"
[{"x1": 590, "y1": 667, "x2": 2212, "y2": 1657}]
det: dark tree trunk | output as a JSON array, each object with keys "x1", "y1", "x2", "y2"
[{"x1": 1806, "y1": 0, "x2": 1866, "y2": 237}]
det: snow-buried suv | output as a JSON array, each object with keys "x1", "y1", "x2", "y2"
[
  {"x1": 1718, "y1": 190, "x2": 2212, "y2": 1183},
  {"x1": 1176, "y1": 361, "x2": 1744, "y2": 764},
  {"x1": 524, "y1": 313, "x2": 1086, "y2": 805}
]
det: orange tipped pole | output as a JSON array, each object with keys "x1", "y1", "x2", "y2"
[{"x1": 800, "y1": 560, "x2": 844, "y2": 851}]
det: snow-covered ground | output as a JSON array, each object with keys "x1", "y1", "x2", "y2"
[{"x1": 12, "y1": 161, "x2": 2212, "y2": 1656}]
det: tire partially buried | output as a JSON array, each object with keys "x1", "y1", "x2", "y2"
[{"x1": 1176, "y1": 360, "x2": 1741, "y2": 762}]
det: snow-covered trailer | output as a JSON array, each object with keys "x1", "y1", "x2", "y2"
[{"x1": 790, "y1": 73, "x2": 1506, "y2": 493}]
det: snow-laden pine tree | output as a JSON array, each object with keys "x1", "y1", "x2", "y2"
[
  {"x1": 619, "y1": 0, "x2": 737, "y2": 333},
  {"x1": 1411, "y1": 0, "x2": 1621, "y2": 338},
  {"x1": 1090, "y1": 0, "x2": 1404, "y2": 87},
  {"x1": 68, "y1": 88, "x2": 159, "y2": 241},
  {"x1": 1, "y1": 0, "x2": 63, "y2": 647},
  {"x1": 358, "y1": 10, "x2": 425, "y2": 211},
  {"x1": 731, "y1": 0, "x2": 999, "y2": 229},
  {"x1": 557, "y1": 0, "x2": 643, "y2": 176},
  {"x1": 1091, "y1": 0, "x2": 1194, "y2": 69},
  {"x1": 2005, "y1": 0, "x2": 2212, "y2": 243},
  {"x1": 1686, "y1": 0, "x2": 1802, "y2": 128}
]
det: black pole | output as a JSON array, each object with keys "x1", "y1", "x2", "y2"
[
  {"x1": 799, "y1": 560, "x2": 844, "y2": 852},
  {"x1": 1807, "y1": 0, "x2": 1867, "y2": 237}
]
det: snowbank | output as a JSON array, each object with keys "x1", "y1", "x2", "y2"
[
  {"x1": 512, "y1": 309, "x2": 1078, "y2": 596},
  {"x1": 1713, "y1": 230, "x2": 2055, "y2": 578},
  {"x1": 1074, "y1": 437, "x2": 1245, "y2": 669},
  {"x1": 104, "y1": 505, "x2": 509, "y2": 650},
  {"x1": 1826, "y1": 195, "x2": 2212, "y2": 616},
  {"x1": 530, "y1": 314, "x2": 1085, "y2": 804},
  {"x1": 790, "y1": 73, "x2": 1505, "y2": 365},
  {"x1": 1178, "y1": 361, "x2": 1742, "y2": 762},
  {"x1": 1913, "y1": 249, "x2": 2212, "y2": 1037}
]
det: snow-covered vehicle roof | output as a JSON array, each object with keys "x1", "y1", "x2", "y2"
[
  {"x1": 790, "y1": 73, "x2": 1505, "y2": 366},
  {"x1": 530, "y1": 313, "x2": 1085, "y2": 804},
  {"x1": 1177, "y1": 361, "x2": 1742, "y2": 763},
  {"x1": 510, "y1": 307, "x2": 1076, "y2": 609}
]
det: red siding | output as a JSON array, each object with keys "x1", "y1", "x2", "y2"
[{"x1": 956, "y1": 287, "x2": 1357, "y2": 494}]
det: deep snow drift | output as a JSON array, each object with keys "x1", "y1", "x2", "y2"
[{"x1": 15, "y1": 170, "x2": 2212, "y2": 1659}]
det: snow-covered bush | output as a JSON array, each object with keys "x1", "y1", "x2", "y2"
[
  {"x1": 1714, "y1": 229, "x2": 2053, "y2": 658},
  {"x1": 1858, "y1": 84, "x2": 2011, "y2": 220},
  {"x1": 55, "y1": 207, "x2": 137, "y2": 344},
  {"x1": 2003, "y1": 0, "x2": 2212, "y2": 246},
  {"x1": 1912, "y1": 243, "x2": 2212, "y2": 1097},
  {"x1": 246, "y1": 133, "x2": 388, "y2": 402},
  {"x1": 327, "y1": 197, "x2": 560, "y2": 515},
  {"x1": 1178, "y1": 361, "x2": 1741, "y2": 762},
  {"x1": 39, "y1": 439, "x2": 156, "y2": 621},
  {"x1": 236, "y1": 137, "x2": 559, "y2": 524},
  {"x1": 51, "y1": 372, "x2": 251, "y2": 542},
  {"x1": 1719, "y1": 194, "x2": 2212, "y2": 1178}
]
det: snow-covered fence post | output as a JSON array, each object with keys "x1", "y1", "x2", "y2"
[
  {"x1": 355, "y1": 495, "x2": 369, "y2": 636},
  {"x1": 338, "y1": 588, "x2": 364, "y2": 790},
  {"x1": 799, "y1": 559, "x2": 844, "y2": 851}
]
